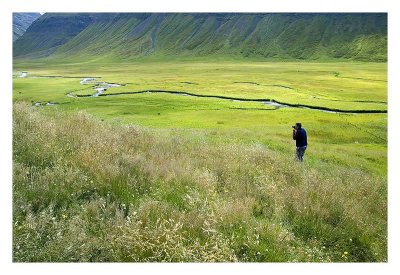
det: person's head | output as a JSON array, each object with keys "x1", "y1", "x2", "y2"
[{"x1": 295, "y1": 122, "x2": 302, "y2": 129}]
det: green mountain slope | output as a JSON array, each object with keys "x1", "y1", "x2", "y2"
[
  {"x1": 13, "y1": 13, "x2": 41, "y2": 41},
  {"x1": 13, "y1": 13, "x2": 387, "y2": 61}
]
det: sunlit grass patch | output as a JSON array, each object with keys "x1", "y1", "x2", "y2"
[{"x1": 13, "y1": 102, "x2": 386, "y2": 262}]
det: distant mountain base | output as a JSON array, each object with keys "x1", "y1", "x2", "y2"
[{"x1": 13, "y1": 13, "x2": 387, "y2": 62}]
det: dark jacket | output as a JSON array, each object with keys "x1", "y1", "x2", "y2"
[{"x1": 293, "y1": 128, "x2": 307, "y2": 147}]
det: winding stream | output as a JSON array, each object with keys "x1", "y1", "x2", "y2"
[
  {"x1": 64, "y1": 78, "x2": 390, "y2": 113},
  {"x1": 78, "y1": 77, "x2": 123, "y2": 97},
  {"x1": 18, "y1": 72, "x2": 387, "y2": 114},
  {"x1": 82, "y1": 89, "x2": 386, "y2": 114}
]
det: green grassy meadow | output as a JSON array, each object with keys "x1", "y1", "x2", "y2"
[{"x1": 12, "y1": 59, "x2": 387, "y2": 262}]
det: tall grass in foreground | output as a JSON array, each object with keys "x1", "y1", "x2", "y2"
[{"x1": 12, "y1": 102, "x2": 387, "y2": 262}]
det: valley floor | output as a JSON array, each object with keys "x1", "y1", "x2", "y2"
[{"x1": 12, "y1": 60, "x2": 387, "y2": 262}]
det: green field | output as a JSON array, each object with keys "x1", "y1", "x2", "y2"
[{"x1": 12, "y1": 59, "x2": 387, "y2": 262}]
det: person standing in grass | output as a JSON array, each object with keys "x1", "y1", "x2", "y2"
[{"x1": 293, "y1": 122, "x2": 307, "y2": 161}]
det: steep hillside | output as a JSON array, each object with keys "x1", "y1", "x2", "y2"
[
  {"x1": 13, "y1": 13, "x2": 41, "y2": 41},
  {"x1": 13, "y1": 13, "x2": 387, "y2": 61}
]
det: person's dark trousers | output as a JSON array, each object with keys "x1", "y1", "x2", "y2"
[{"x1": 296, "y1": 146, "x2": 307, "y2": 161}]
